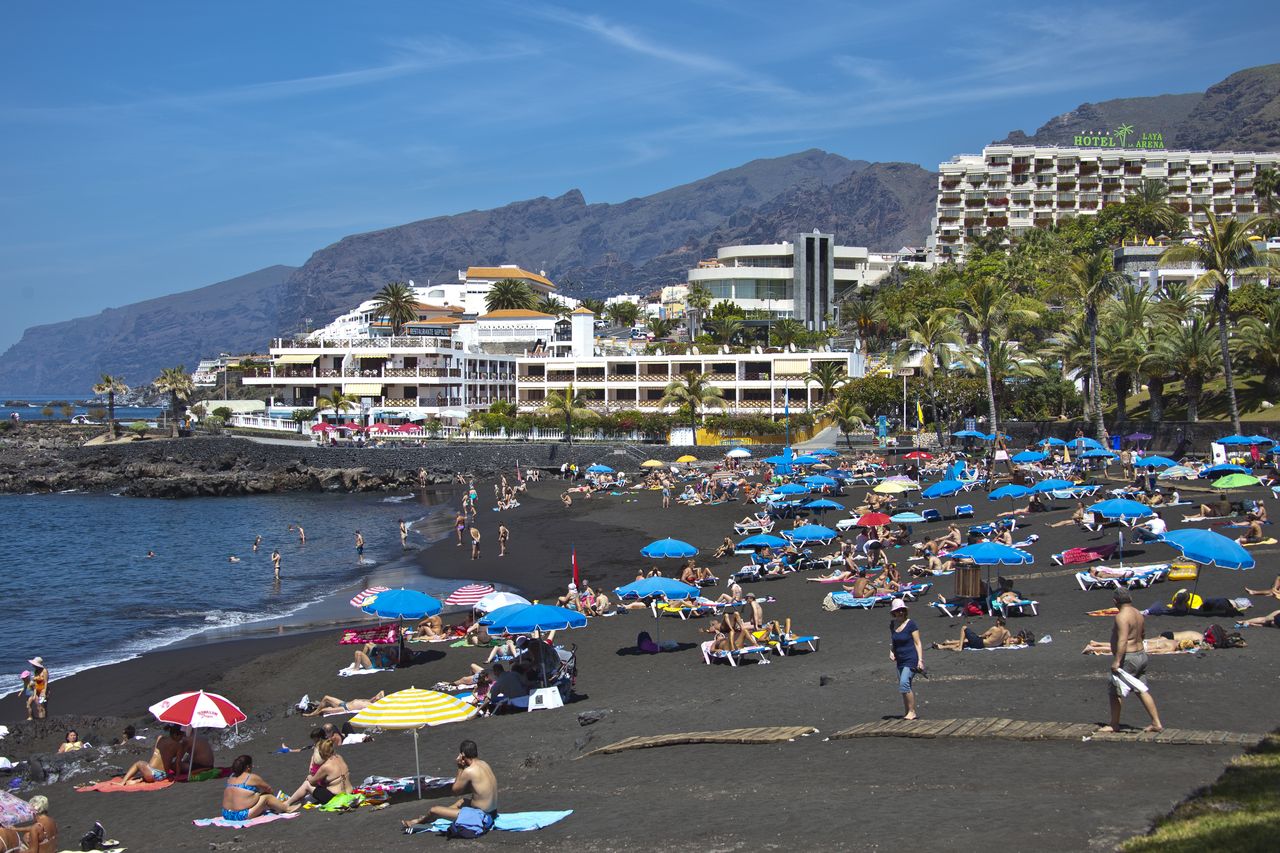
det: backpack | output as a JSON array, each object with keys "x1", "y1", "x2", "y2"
[
  {"x1": 1203, "y1": 624, "x2": 1229, "y2": 649},
  {"x1": 446, "y1": 806, "x2": 495, "y2": 838},
  {"x1": 636, "y1": 631, "x2": 660, "y2": 654}
]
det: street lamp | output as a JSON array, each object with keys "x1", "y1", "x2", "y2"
[{"x1": 897, "y1": 367, "x2": 914, "y2": 438}]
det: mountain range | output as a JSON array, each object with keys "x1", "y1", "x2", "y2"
[{"x1": 2, "y1": 63, "x2": 1278, "y2": 394}]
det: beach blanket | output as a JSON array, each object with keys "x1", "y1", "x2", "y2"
[
  {"x1": 411, "y1": 810, "x2": 574, "y2": 834},
  {"x1": 323, "y1": 708, "x2": 356, "y2": 717},
  {"x1": 1057, "y1": 544, "x2": 1118, "y2": 565},
  {"x1": 194, "y1": 812, "x2": 299, "y2": 828},
  {"x1": 1243, "y1": 538, "x2": 1278, "y2": 547},
  {"x1": 355, "y1": 775, "x2": 454, "y2": 796},
  {"x1": 76, "y1": 776, "x2": 173, "y2": 793},
  {"x1": 964, "y1": 644, "x2": 1030, "y2": 651},
  {"x1": 339, "y1": 624, "x2": 399, "y2": 645},
  {"x1": 338, "y1": 664, "x2": 391, "y2": 677},
  {"x1": 1087, "y1": 608, "x2": 1120, "y2": 616},
  {"x1": 174, "y1": 767, "x2": 232, "y2": 783}
]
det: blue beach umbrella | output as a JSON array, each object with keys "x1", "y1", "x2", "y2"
[
  {"x1": 739, "y1": 533, "x2": 788, "y2": 549},
  {"x1": 810, "y1": 448, "x2": 840, "y2": 457},
  {"x1": 1037, "y1": 437, "x2": 1068, "y2": 447},
  {"x1": 1133, "y1": 456, "x2": 1176, "y2": 469},
  {"x1": 1081, "y1": 449, "x2": 1118, "y2": 460},
  {"x1": 1087, "y1": 499, "x2": 1154, "y2": 521},
  {"x1": 640, "y1": 538, "x2": 698, "y2": 559},
  {"x1": 1200, "y1": 464, "x2": 1249, "y2": 478},
  {"x1": 952, "y1": 430, "x2": 986, "y2": 439},
  {"x1": 1011, "y1": 451, "x2": 1047, "y2": 463},
  {"x1": 922, "y1": 480, "x2": 966, "y2": 499},
  {"x1": 1030, "y1": 478, "x2": 1074, "y2": 494},
  {"x1": 479, "y1": 604, "x2": 588, "y2": 634},
  {"x1": 890, "y1": 512, "x2": 927, "y2": 523},
  {"x1": 785, "y1": 524, "x2": 838, "y2": 543},
  {"x1": 1157, "y1": 529, "x2": 1255, "y2": 571},
  {"x1": 792, "y1": 455, "x2": 821, "y2": 465},
  {"x1": 805, "y1": 499, "x2": 844, "y2": 512},
  {"x1": 773, "y1": 483, "x2": 809, "y2": 495},
  {"x1": 989, "y1": 485, "x2": 1031, "y2": 501},
  {"x1": 983, "y1": 432, "x2": 1010, "y2": 442},
  {"x1": 1068, "y1": 437, "x2": 1103, "y2": 451},
  {"x1": 614, "y1": 577, "x2": 700, "y2": 601},
  {"x1": 586, "y1": 464, "x2": 614, "y2": 474},
  {"x1": 803, "y1": 475, "x2": 837, "y2": 488},
  {"x1": 1216, "y1": 434, "x2": 1272, "y2": 445},
  {"x1": 1246, "y1": 435, "x2": 1274, "y2": 445},
  {"x1": 949, "y1": 542, "x2": 1034, "y2": 565},
  {"x1": 361, "y1": 589, "x2": 443, "y2": 620},
  {"x1": 763, "y1": 454, "x2": 791, "y2": 465}
]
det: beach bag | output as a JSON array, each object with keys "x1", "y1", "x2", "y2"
[
  {"x1": 636, "y1": 631, "x2": 660, "y2": 654},
  {"x1": 446, "y1": 806, "x2": 494, "y2": 838},
  {"x1": 1203, "y1": 624, "x2": 1227, "y2": 648},
  {"x1": 822, "y1": 593, "x2": 840, "y2": 612},
  {"x1": 963, "y1": 601, "x2": 984, "y2": 616}
]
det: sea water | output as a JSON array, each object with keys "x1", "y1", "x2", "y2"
[{"x1": 0, "y1": 489, "x2": 462, "y2": 696}]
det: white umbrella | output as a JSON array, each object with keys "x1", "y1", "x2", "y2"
[
  {"x1": 473, "y1": 591, "x2": 530, "y2": 614},
  {"x1": 725, "y1": 447, "x2": 752, "y2": 458}
]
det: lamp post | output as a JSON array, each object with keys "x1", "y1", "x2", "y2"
[{"x1": 897, "y1": 367, "x2": 914, "y2": 441}]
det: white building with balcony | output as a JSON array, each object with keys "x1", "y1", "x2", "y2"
[
  {"x1": 415, "y1": 266, "x2": 567, "y2": 317},
  {"x1": 929, "y1": 144, "x2": 1280, "y2": 261}
]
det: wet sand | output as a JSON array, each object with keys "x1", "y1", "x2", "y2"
[{"x1": 3, "y1": 470, "x2": 1278, "y2": 851}]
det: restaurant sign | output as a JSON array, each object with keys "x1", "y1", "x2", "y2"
[{"x1": 1073, "y1": 124, "x2": 1165, "y2": 149}]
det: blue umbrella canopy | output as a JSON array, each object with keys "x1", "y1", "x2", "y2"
[
  {"x1": 640, "y1": 538, "x2": 698, "y2": 559},
  {"x1": 773, "y1": 483, "x2": 809, "y2": 495},
  {"x1": 922, "y1": 480, "x2": 966, "y2": 499},
  {"x1": 739, "y1": 533, "x2": 788, "y2": 549},
  {"x1": 792, "y1": 455, "x2": 821, "y2": 465},
  {"x1": 1158, "y1": 465, "x2": 1197, "y2": 479},
  {"x1": 585, "y1": 464, "x2": 614, "y2": 474},
  {"x1": 805, "y1": 498, "x2": 844, "y2": 511},
  {"x1": 949, "y1": 542, "x2": 1034, "y2": 565},
  {"x1": 1216, "y1": 434, "x2": 1273, "y2": 445},
  {"x1": 763, "y1": 454, "x2": 791, "y2": 464},
  {"x1": 361, "y1": 588, "x2": 443, "y2": 620},
  {"x1": 1087, "y1": 499, "x2": 1154, "y2": 521},
  {"x1": 989, "y1": 484, "x2": 1032, "y2": 500},
  {"x1": 1133, "y1": 455, "x2": 1176, "y2": 468},
  {"x1": 1200, "y1": 464, "x2": 1249, "y2": 478},
  {"x1": 614, "y1": 577, "x2": 700, "y2": 601},
  {"x1": 983, "y1": 432, "x2": 1010, "y2": 441},
  {"x1": 1011, "y1": 451, "x2": 1047, "y2": 463},
  {"x1": 1030, "y1": 478, "x2": 1075, "y2": 493},
  {"x1": 1157, "y1": 529, "x2": 1255, "y2": 570},
  {"x1": 1068, "y1": 437, "x2": 1103, "y2": 451},
  {"x1": 803, "y1": 475, "x2": 837, "y2": 487},
  {"x1": 952, "y1": 430, "x2": 986, "y2": 439},
  {"x1": 1081, "y1": 449, "x2": 1118, "y2": 459},
  {"x1": 1037, "y1": 437, "x2": 1068, "y2": 447},
  {"x1": 1246, "y1": 434, "x2": 1275, "y2": 445},
  {"x1": 811, "y1": 448, "x2": 840, "y2": 457},
  {"x1": 890, "y1": 512, "x2": 927, "y2": 523},
  {"x1": 479, "y1": 603, "x2": 588, "y2": 634},
  {"x1": 785, "y1": 524, "x2": 838, "y2": 542}
]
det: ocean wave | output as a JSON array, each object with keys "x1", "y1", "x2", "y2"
[{"x1": 381, "y1": 493, "x2": 416, "y2": 503}]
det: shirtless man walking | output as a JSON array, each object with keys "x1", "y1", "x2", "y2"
[
  {"x1": 399, "y1": 519, "x2": 409, "y2": 549},
  {"x1": 355, "y1": 530, "x2": 365, "y2": 558},
  {"x1": 271, "y1": 549, "x2": 281, "y2": 580},
  {"x1": 1099, "y1": 590, "x2": 1163, "y2": 733},
  {"x1": 402, "y1": 740, "x2": 498, "y2": 832},
  {"x1": 497, "y1": 524, "x2": 509, "y2": 558}
]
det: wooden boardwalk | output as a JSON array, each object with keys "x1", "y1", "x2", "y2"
[
  {"x1": 582, "y1": 725, "x2": 819, "y2": 758},
  {"x1": 830, "y1": 717, "x2": 1264, "y2": 746}
]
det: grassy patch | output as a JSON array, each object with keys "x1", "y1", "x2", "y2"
[
  {"x1": 1122, "y1": 732, "x2": 1280, "y2": 852},
  {"x1": 1120, "y1": 375, "x2": 1280, "y2": 423}
]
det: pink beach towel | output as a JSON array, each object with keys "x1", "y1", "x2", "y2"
[
  {"x1": 194, "y1": 812, "x2": 300, "y2": 828},
  {"x1": 76, "y1": 776, "x2": 173, "y2": 793},
  {"x1": 1058, "y1": 544, "x2": 1118, "y2": 565}
]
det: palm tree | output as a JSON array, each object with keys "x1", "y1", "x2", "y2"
[
  {"x1": 535, "y1": 295, "x2": 569, "y2": 317},
  {"x1": 685, "y1": 282, "x2": 712, "y2": 342},
  {"x1": 290, "y1": 408, "x2": 317, "y2": 434},
  {"x1": 827, "y1": 392, "x2": 870, "y2": 450},
  {"x1": 539, "y1": 382, "x2": 599, "y2": 445},
  {"x1": 604, "y1": 301, "x2": 641, "y2": 329},
  {"x1": 704, "y1": 316, "x2": 743, "y2": 346},
  {"x1": 1160, "y1": 209, "x2": 1280, "y2": 433},
  {"x1": 578, "y1": 297, "x2": 606, "y2": 316},
  {"x1": 316, "y1": 391, "x2": 358, "y2": 424},
  {"x1": 805, "y1": 361, "x2": 847, "y2": 405},
  {"x1": 1153, "y1": 281, "x2": 1197, "y2": 322},
  {"x1": 1046, "y1": 316, "x2": 1096, "y2": 419},
  {"x1": 893, "y1": 310, "x2": 963, "y2": 377},
  {"x1": 1158, "y1": 315, "x2": 1220, "y2": 422},
  {"x1": 485, "y1": 279, "x2": 537, "y2": 312},
  {"x1": 647, "y1": 317, "x2": 677, "y2": 340},
  {"x1": 1119, "y1": 179, "x2": 1184, "y2": 239},
  {"x1": 1136, "y1": 322, "x2": 1176, "y2": 424},
  {"x1": 92, "y1": 373, "x2": 129, "y2": 438},
  {"x1": 769, "y1": 318, "x2": 806, "y2": 350},
  {"x1": 1061, "y1": 249, "x2": 1126, "y2": 441},
  {"x1": 372, "y1": 281, "x2": 418, "y2": 335},
  {"x1": 1235, "y1": 302, "x2": 1280, "y2": 397},
  {"x1": 153, "y1": 367, "x2": 194, "y2": 438},
  {"x1": 660, "y1": 371, "x2": 726, "y2": 446},
  {"x1": 953, "y1": 276, "x2": 1036, "y2": 435},
  {"x1": 1255, "y1": 167, "x2": 1279, "y2": 235},
  {"x1": 1097, "y1": 318, "x2": 1145, "y2": 421},
  {"x1": 842, "y1": 297, "x2": 884, "y2": 355}
]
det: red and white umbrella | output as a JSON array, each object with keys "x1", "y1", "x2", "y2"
[
  {"x1": 396, "y1": 423, "x2": 421, "y2": 434},
  {"x1": 351, "y1": 585, "x2": 390, "y2": 608},
  {"x1": 443, "y1": 583, "x2": 496, "y2": 607},
  {"x1": 368, "y1": 422, "x2": 395, "y2": 433},
  {"x1": 311, "y1": 422, "x2": 335, "y2": 433},
  {"x1": 149, "y1": 690, "x2": 247, "y2": 729}
]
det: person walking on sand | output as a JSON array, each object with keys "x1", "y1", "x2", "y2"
[
  {"x1": 497, "y1": 523, "x2": 509, "y2": 558},
  {"x1": 1099, "y1": 590, "x2": 1163, "y2": 733},
  {"x1": 355, "y1": 530, "x2": 365, "y2": 558},
  {"x1": 399, "y1": 519, "x2": 409, "y2": 549},
  {"x1": 888, "y1": 600, "x2": 923, "y2": 721},
  {"x1": 455, "y1": 512, "x2": 467, "y2": 547},
  {"x1": 28, "y1": 657, "x2": 48, "y2": 720},
  {"x1": 271, "y1": 550, "x2": 281, "y2": 580},
  {"x1": 470, "y1": 526, "x2": 481, "y2": 560}
]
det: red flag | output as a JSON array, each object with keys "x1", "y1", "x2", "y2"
[{"x1": 571, "y1": 546, "x2": 579, "y2": 587}]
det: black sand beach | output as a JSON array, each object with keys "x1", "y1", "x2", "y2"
[{"x1": 3, "y1": 469, "x2": 1278, "y2": 851}]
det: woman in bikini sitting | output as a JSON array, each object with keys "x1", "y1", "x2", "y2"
[
  {"x1": 284, "y1": 739, "x2": 352, "y2": 808},
  {"x1": 303, "y1": 691, "x2": 386, "y2": 717},
  {"x1": 220, "y1": 755, "x2": 296, "y2": 822},
  {"x1": 713, "y1": 537, "x2": 736, "y2": 560}
]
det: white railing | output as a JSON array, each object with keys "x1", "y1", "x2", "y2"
[
  {"x1": 437, "y1": 426, "x2": 655, "y2": 443},
  {"x1": 229, "y1": 414, "x2": 301, "y2": 433}
]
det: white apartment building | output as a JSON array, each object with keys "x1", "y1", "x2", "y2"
[
  {"x1": 416, "y1": 266, "x2": 568, "y2": 317},
  {"x1": 687, "y1": 233, "x2": 900, "y2": 330},
  {"x1": 930, "y1": 144, "x2": 1280, "y2": 260}
]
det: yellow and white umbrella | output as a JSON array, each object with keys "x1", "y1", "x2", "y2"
[
  {"x1": 640, "y1": 459, "x2": 665, "y2": 468},
  {"x1": 873, "y1": 480, "x2": 918, "y2": 494},
  {"x1": 676, "y1": 455, "x2": 698, "y2": 464},
  {"x1": 350, "y1": 688, "x2": 477, "y2": 797}
]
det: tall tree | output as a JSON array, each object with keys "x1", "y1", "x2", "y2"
[
  {"x1": 91, "y1": 373, "x2": 129, "y2": 439},
  {"x1": 805, "y1": 361, "x2": 848, "y2": 405},
  {"x1": 316, "y1": 391, "x2": 358, "y2": 424},
  {"x1": 485, "y1": 279, "x2": 537, "y2": 312},
  {"x1": 685, "y1": 282, "x2": 712, "y2": 342},
  {"x1": 578, "y1": 297, "x2": 606, "y2": 316},
  {"x1": 1153, "y1": 281, "x2": 1197, "y2": 322},
  {"x1": 660, "y1": 371, "x2": 726, "y2": 446},
  {"x1": 372, "y1": 281, "x2": 418, "y2": 335},
  {"x1": 604, "y1": 301, "x2": 641, "y2": 329},
  {"x1": 535, "y1": 295, "x2": 569, "y2": 317},
  {"x1": 1158, "y1": 315, "x2": 1219, "y2": 422},
  {"x1": 952, "y1": 276, "x2": 1035, "y2": 436},
  {"x1": 1046, "y1": 316, "x2": 1096, "y2": 419},
  {"x1": 1255, "y1": 166, "x2": 1279, "y2": 236},
  {"x1": 769, "y1": 318, "x2": 806, "y2": 350},
  {"x1": 827, "y1": 391, "x2": 870, "y2": 451},
  {"x1": 1118, "y1": 179, "x2": 1185, "y2": 239},
  {"x1": 704, "y1": 316, "x2": 743, "y2": 346},
  {"x1": 1235, "y1": 301, "x2": 1280, "y2": 398},
  {"x1": 153, "y1": 367, "x2": 194, "y2": 439},
  {"x1": 647, "y1": 316, "x2": 677, "y2": 340},
  {"x1": 893, "y1": 310, "x2": 963, "y2": 378},
  {"x1": 842, "y1": 297, "x2": 884, "y2": 355},
  {"x1": 1160, "y1": 209, "x2": 1280, "y2": 433},
  {"x1": 1060, "y1": 249, "x2": 1126, "y2": 442},
  {"x1": 539, "y1": 382, "x2": 599, "y2": 445}
]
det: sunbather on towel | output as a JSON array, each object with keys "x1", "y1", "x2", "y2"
[
  {"x1": 284, "y1": 739, "x2": 352, "y2": 807},
  {"x1": 932, "y1": 618, "x2": 1016, "y2": 650},
  {"x1": 809, "y1": 567, "x2": 856, "y2": 583},
  {"x1": 221, "y1": 755, "x2": 296, "y2": 822},
  {"x1": 1236, "y1": 519, "x2": 1265, "y2": 545},
  {"x1": 1238, "y1": 608, "x2": 1280, "y2": 628},
  {"x1": 713, "y1": 537, "x2": 736, "y2": 560},
  {"x1": 1081, "y1": 635, "x2": 1205, "y2": 654},
  {"x1": 1049, "y1": 501, "x2": 1086, "y2": 528},
  {"x1": 414, "y1": 615, "x2": 446, "y2": 641},
  {"x1": 122, "y1": 724, "x2": 183, "y2": 784},
  {"x1": 304, "y1": 691, "x2": 385, "y2": 717}
]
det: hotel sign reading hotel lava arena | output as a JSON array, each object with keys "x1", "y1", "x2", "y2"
[{"x1": 1073, "y1": 124, "x2": 1165, "y2": 149}]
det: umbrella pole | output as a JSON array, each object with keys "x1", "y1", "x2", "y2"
[{"x1": 414, "y1": 728, "x2": 422, "y2": 799}]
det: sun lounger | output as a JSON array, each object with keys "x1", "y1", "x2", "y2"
[
  {"x1": 823, "y1": 591, "x2": 892, "y2": 610},
  {"x1": 929, "y1": 598, "x2": 979, "y2": 617},
  {"x1": 921, "y1": 509, "x2": 943, "y2": 523},
  {"x1": 1074, "y1": 563, "x2": 1169, "y2": 591},
  {"x1": 953, "y1": 504, "x2": 975, "y2": 518},
  {"x1": 990, "y1": 596, "x2": 1038, "y2": 617},
  {"x1": 775, "y1": 634, "x2": 821, "y2": 655},
  {"x1": 701, "y1": 641, "x2": 772, "y2": 665},
  {"x1": 899, "y1": 582, "x2": 933, "y2": 600},
  {"x1": 1052, "y1": 543, "x2": 1118, "y2": 565}
]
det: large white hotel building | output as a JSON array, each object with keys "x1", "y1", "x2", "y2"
[{"x1": 928, "y1": 144, "x2": 1280, "y2": 260}]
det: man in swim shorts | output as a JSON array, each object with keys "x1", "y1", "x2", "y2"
[
  {"x1": 355, "y1": 530, "x2": 365, "y2": 557},
  {"x1": 401, "y1": 740, "x2": 498, "y2": 831},
  {"x1": 1099, "y1": 590, "x2": 1163, "y2": 733}
]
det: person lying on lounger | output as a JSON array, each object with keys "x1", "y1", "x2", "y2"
[
  {"x1": 714, "y1": 581, "x2": 745, "y2": 605},
  {"x1": 931, "y1": 618, "x2": 1018, "y2": 650},
  {"x1": 810, "y1": 565, "x2": 856, "y2": 583},
  {"x1": 303, "y1": 691, "x2": 386, "y2": 717}
]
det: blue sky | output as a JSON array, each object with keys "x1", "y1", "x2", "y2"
[{"x1": 1, "y1": 0, "x2": 1277, "y2": 352}]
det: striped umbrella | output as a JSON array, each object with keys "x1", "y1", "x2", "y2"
[
  {"x1": 350, "y1": 688, "x2": 479, "y2": 798},
  {"x1": 148, "y1": 690, "x2": 248, "y2": 779},
  {"x1": 350, "y1": 586, "x2": 390, "y2": 609},
  {"x1": 444, "y1": 583, "x2": 496, "y2": 607}
]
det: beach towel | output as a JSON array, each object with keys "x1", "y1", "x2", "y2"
[
  {"x1": 355, "y1": 775, "x2": 454, "y2": 796},
  {"x1": 339, "y1": 624, "x2": 399, "y2": 645},
  {"x1": 411, "y1": 810, "x2": 574, "y2": 834},
  {"x1": 323, "y1": 708, "x2": 356, "y2": 717},
  {"x1": 338, "y1": 664, "x2": 391, "y2": 677},
  {"x1": 1111, "y1": 669, "x2": 1150, "y2": 698},
  {"x1": 193, "y1": 812, "x2": 299, "y2": 828},
  {"x1": 174, "y1": 767, "x2": 231, "y2": 783},
  {"x1": 1087, "y1": 608, "x2": 1120, "y2": 617},
  {"x1": 1056, "y1": 544, "x2": 1118, "y2": 565},
  {"x1": 964, "y1": 644, "x2": 1030, "y2": 651},
  {"x1": 76, "y1": 776, "x2": 173, "y2": 793},
  {"x1": 1243, "y1": 538, "x2": 1278, "y2": 547}
]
